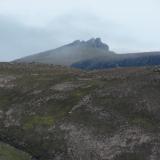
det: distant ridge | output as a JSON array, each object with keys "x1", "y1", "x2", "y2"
[
  {"x1": 72, "y1": 51, "x2": 160, "y2": 69},
  {"x1": 14, "y1": 38, "x2": 160, "y2": 69}
]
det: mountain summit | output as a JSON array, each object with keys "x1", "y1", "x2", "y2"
[
  {"x1": 86, "y1": 38, "x2": 109, "y2": 49},
  {"x1": 70, "y1": 38, "x2": 109, "y2": 50},
  {"x1": 14, "y1": 38, "x2": 113, "y2": 66}
]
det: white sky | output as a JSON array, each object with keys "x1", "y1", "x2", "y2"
[{"x1": 0, "y1": 0, "x2": 160, "y2": 61}]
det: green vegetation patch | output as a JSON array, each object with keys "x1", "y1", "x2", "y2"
[
  {"x1": 23, "y1": 116, "x2": 54, "y2": 129},
  {"x1": 93, "y1": 95, "x2": 160, "y2": 131},
  {"x1": 0, "y1": 142, "x2": 31, "y2": 160},
  {"x1": 128, "y1": 112, "x2": 159, "y2": 130},
  {"x1": 130, "y1": 117, "x2": 153, "y2": 128},
  {"x1": 46, "y1": 83, "x2": 98, "y2": 118}
]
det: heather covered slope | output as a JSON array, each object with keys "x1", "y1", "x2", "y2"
[{"x1": 1, "y1": 63, "x2": 160, "y2": 159}]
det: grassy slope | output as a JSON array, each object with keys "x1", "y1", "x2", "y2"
[
  {"x1": 0, "y1": 142, "x2": 31, "y2": 160},
  {"x1": 0, "y1": 63, "x2": 160, "y2": 159}
]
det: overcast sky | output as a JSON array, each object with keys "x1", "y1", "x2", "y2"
[{"x1": 0, "y1": 0, "x2": 160, "y2": 61}]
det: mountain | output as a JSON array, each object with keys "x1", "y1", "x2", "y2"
[
  {"x1": 14, "y1": 38, "x2": 114, "y2": 66},
  {"x1": 14, "y1": 38, "x2": 160, "y2": 70},
  {"x1": 1, "y1": 62, "x2": 160, "y2": 159}
]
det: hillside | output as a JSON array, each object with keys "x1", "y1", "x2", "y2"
[
  {"x1": 72, "y1": 51, "x2": 160, "y2": 69},
  {"x1": 14, "y1": 38, "x2": 113, "y2": 66},
  {"x1": 1, "y1": 63, "x2": 160, "y2": 159}
]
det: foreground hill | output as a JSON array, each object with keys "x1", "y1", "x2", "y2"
[{"x1": 1, "y1": 63, "x2": 160, "y2": 159}]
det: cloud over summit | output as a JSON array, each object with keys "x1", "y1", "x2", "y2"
[{"x1": 0, "y1": 0, "x2": 160, "y2": 61}]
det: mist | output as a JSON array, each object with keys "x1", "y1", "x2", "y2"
[{"x1": 0, "y1": 0, "x2": 160, "y2": 61}]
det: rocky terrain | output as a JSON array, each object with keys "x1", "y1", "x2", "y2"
[{"x1": 1, "y1": 63, "x2": 160, "y2": 159}]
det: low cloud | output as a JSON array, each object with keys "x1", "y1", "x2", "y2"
[{"x1": 0, "y1": 0, "x2": 160, "y2": 61}]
